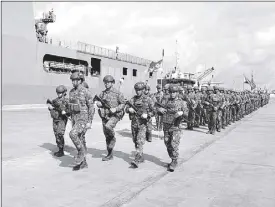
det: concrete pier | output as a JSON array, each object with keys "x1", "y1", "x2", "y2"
[{"x1": 2, "y1": 98, "x2": 275, "y2": 207}]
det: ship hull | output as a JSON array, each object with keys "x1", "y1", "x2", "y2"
[{"x1": 2, "y1": 2, "x2": 157, "y2": 105}]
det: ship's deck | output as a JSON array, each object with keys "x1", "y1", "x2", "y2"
[{"x1": 2, "y1": 98, "x2": 275, "y2": 207}]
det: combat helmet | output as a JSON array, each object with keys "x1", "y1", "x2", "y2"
[
  {"x1": 156, "y1": 84, "x2": 162, "y2": 89},
  {"x1": 187, "y1": 85, "x2": 193, "y2": 91},
  {"x1": 103, "y1": 75, "x2": 115, "y2": 83},
  {"x1": 169, "y1": 84, "x2": 178, "y2": 93},
  {"x1": 70, "y1": 71, "x2": 80, "y2": 80},
  {"x1": 145, "y1": 85, "x2": 151, "y2": 91},
  {"x1": 164, "y1": 84, "x2": 170, "y2": 90},
  {"x1": 56, "y1": 85, "x2": 67, "y2": 94},
  {"x1": 213, "y1": 86, "x2": 219, "y2": 90},
  {"x1": 79, "y1": 73, "x2": 85, "y2": 81},
  {"x1": 193, "y1": 86, "x2": 199, "y2": 91},
  {"x1": 134, "y1": 82, "x2": 145, "y2": 90},
  {"x1": 207, "y1": 86, "x2": 214, "y2": 91}
]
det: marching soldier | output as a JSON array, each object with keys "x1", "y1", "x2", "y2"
[
  {"x1": 144, "y1": 85, "x2": 154, "y2": 142},
  {"x1": 154, "y1": 84, "x2": 164, "y2": 131},
  {"x1": 204, "y1": 86, "x2": 221, "y2": 135},
  {"x1": 96, "y1": 75, "x2": 126, "y2": 161},
  {"x1": 68, "y1": 72, "x2": 94, "y2": 170},
  {"x1": 162, "y1": 84, "x2": 170, "y2": 102},
  {"x1": 79, "y1": 72, "x2": 89, "y2": 89},
  {"x1": 125, "y1": 82, "x2": 155, "y2": 168},
  {"x1": 186, "y1": 86, "x2": 198, "y2": 130},
  {"x1": 47, "y1": 85, "x2": 69, "y2": 157},
  {"x1": 193, "y1": 86, "x2": 202, "y2": 127},
  {"x1": 213, "y1": 86, "x2": 223, "y2": 132},
  {"x1": 200, "y1": 86, "x2": 208, "y2": 125},
  {"x1": 156, "y1": 84, "x2": 188, "y2": 172}
]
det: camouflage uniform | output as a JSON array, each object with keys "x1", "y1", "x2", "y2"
[
  {"x1": 48, "y1": 85, "x2": 69, "y2": 157},
  {"x1": 125, "y1": 82, "x2": 155, "y2": 167},
  {"x1": 205, "y1": 87, "x2": 221, "y2": 134},
  {"x1": 194, "y1": 86, "x2": 202, "y2": 127},
  {"x1": 200, "y1": 87, "x2": 209, "y2": 125},
  {"x1": 186, "y1": 87, "x2": 198, "y2": 130},
  {"x1": 144, "y1": 85, "x2": 154, "y2": 142},
  {"x1": 153, "y1": 85, "x2": 164, "y2": 131},
  {"x1": 214, "y1": 86, "x2": 224, "y2": 132},
  {"x1": 98, "y1": 77, "x2": 125, "y2": 161},
  {"x1": 69, "y1": 72, "x2": 94, "y2": 167},
  {"x1": 157, "y1": 84, "x2": 188, "y2": 172}
]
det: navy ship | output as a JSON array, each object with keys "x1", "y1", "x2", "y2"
[{"x1": 2, "y1": 2, "x2": 158, "y2": 105}]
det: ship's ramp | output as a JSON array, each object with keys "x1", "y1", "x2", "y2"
[{"x1": 2, "y1": 98, "x2": 275, "y2": 207}]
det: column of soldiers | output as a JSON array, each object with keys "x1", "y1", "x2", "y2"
[{"x1": 47, "y1": 72, "x2": 270, "y2": 171}]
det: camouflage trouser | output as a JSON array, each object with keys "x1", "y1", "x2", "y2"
[
  {"x1": 241, "y1": 104, "x2": 245, "y2": 117},
  {"x1": 245, "y1": 103, "x2": 250, "y2": 115},
  {"x1": 200, "y1": 108, "x2": 208, "y2": 125},
  {"x1": 131, "y1": 119, "x2": 147, "y2": 157},
  {"x1": 187, "y1": 109, "x2": 195, "y2": 129},
  {"x1": 216, "y1": 109, "x2": 222, "y2": 131},
  {"x1": 221, "y1": 109, "x2": 226, "y2": 127},
  {"x1": 163, "y1": 123, "x2": 182, "y2": 160},
  {"x1": 235, "y1": 105, "x2": 240, "y2": 120},
  {"x1": 146, "y1": 117, "x2": 153, "y2": 140},
  {"x1": 102, "y1": 117, "x2": 119, "y2": 151},
  {"x1": 194, "y1": 106, "x2": 201, "y2": 127},
  {"x1": 69, "y1": 120, "x2": 87, "y2": 155},
  {"x1": 156, "y1": 115, "x2": 163, "y2": 130},
  {"x1": 53, "y1": 119, "x2": 67, "y2": 149},
  {"x1": 208, "y1": 111, "x2": 217, "y2": 133},
  {"x1": 231, "y1": 106, "x2": 236, "y2": 122}
]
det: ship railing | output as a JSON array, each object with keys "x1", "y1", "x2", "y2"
[
  {"x1": 77, "y1": 41, "x2": 151, "y2": 66},
  {"x1": 45, "y1": 37, "x2": 79, "y2": 50},
  {"x1": 44, "y1": 38, "x2": 151, "y2": 66}
]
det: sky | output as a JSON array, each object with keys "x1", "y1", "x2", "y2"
[{"x1": 33, "y1": 2, "x2": 275, "y2": 90}]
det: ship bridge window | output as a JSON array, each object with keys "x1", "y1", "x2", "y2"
[
  {"x1": 91, "y1": 58, "x2": 101, "y2": 76},
  {"x1": 43, "y1": 54, "x2": 88, "y2": 75},
  {"x1": 133, "y1": 69, "x2": 137, "y2": 77},
  {"x1": 123, "y1": 67, "x2": 128, "y2": 76}
]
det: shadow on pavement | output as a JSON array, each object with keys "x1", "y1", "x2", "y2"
[
  {"x1": 40, "y1": 142, "x2": 166, "y2": 168},
  {"x1": 117, "y1": 128, "x2": 163, "y2": 139}
]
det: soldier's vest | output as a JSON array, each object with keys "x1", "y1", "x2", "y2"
[
  {"x1": 98, "y1": 89, "x2": 125, "y2": 120},
  {"x1": 50, "y1": 98, "x2": 68, "y2": 120},
  {"x1": 162, "y1": 99, "x2": 179, "y2": 124},
  {"x1": 129, "y1": 96, "x2": 150, "y2": 121}
]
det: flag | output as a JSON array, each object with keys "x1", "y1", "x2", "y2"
[
  {"x1": 148, "y1": 59, "x2": 163, "y2": 73},
  {"x1": 251, "y1": 75, "x2": 256, "y2": 90},
  {"x1": 162, "y1": 49, "x2": 164, "y2": 57},
  {"x1": 243, "y1": 75, "x2": 250, "y2": 84}
]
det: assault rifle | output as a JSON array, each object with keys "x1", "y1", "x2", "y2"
[
  {"x1": 46, "y1": 99, "x2": 71, "y2": 120},
  {"x1": 154, "y1": 102, "x2": 189, "y2": 124},
  {"x1": 93, "y1": 95, "x2": 112, "y2": 110},
  {"x1": 94, "y1": 95, "x2": 124, "y2": 119},
  {"x1": 125, "y1": 101, "x2": 151, "y2": 121}
]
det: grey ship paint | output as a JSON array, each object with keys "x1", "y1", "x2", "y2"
[{"x1": 2, "y1": 2, "x2": 157, "y2": 105}]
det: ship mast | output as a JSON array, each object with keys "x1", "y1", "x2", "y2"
[{"x1": 175, "y1": 40, "x2": 179, "y2": 74}]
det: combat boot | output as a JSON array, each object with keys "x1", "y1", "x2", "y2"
[
  {"x1": 102, "y1": 148, "x2": 113, "y2": 161},
  {"x1": 54, "y1": 148, "x2": 64, "y2": 157},
  {"x1": 73, "y1": 159, "x2": 88, "y2": 171},
  {"x1": 131, "y1": 154, "x2": 143, "y2": 168},
  {"x1": 146, "y1": 132, "x2": 152, "y2": 142},
  {"x1": 168, "y1": 159, "x2": 178, "y2": 172},
  {"x1": 75, "y1": 149, "x2": 85, "y2": 164}
]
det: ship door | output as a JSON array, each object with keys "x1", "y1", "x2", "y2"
[{"x1": 90, "y1": 58, "x2": 101, "y2": 76}]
